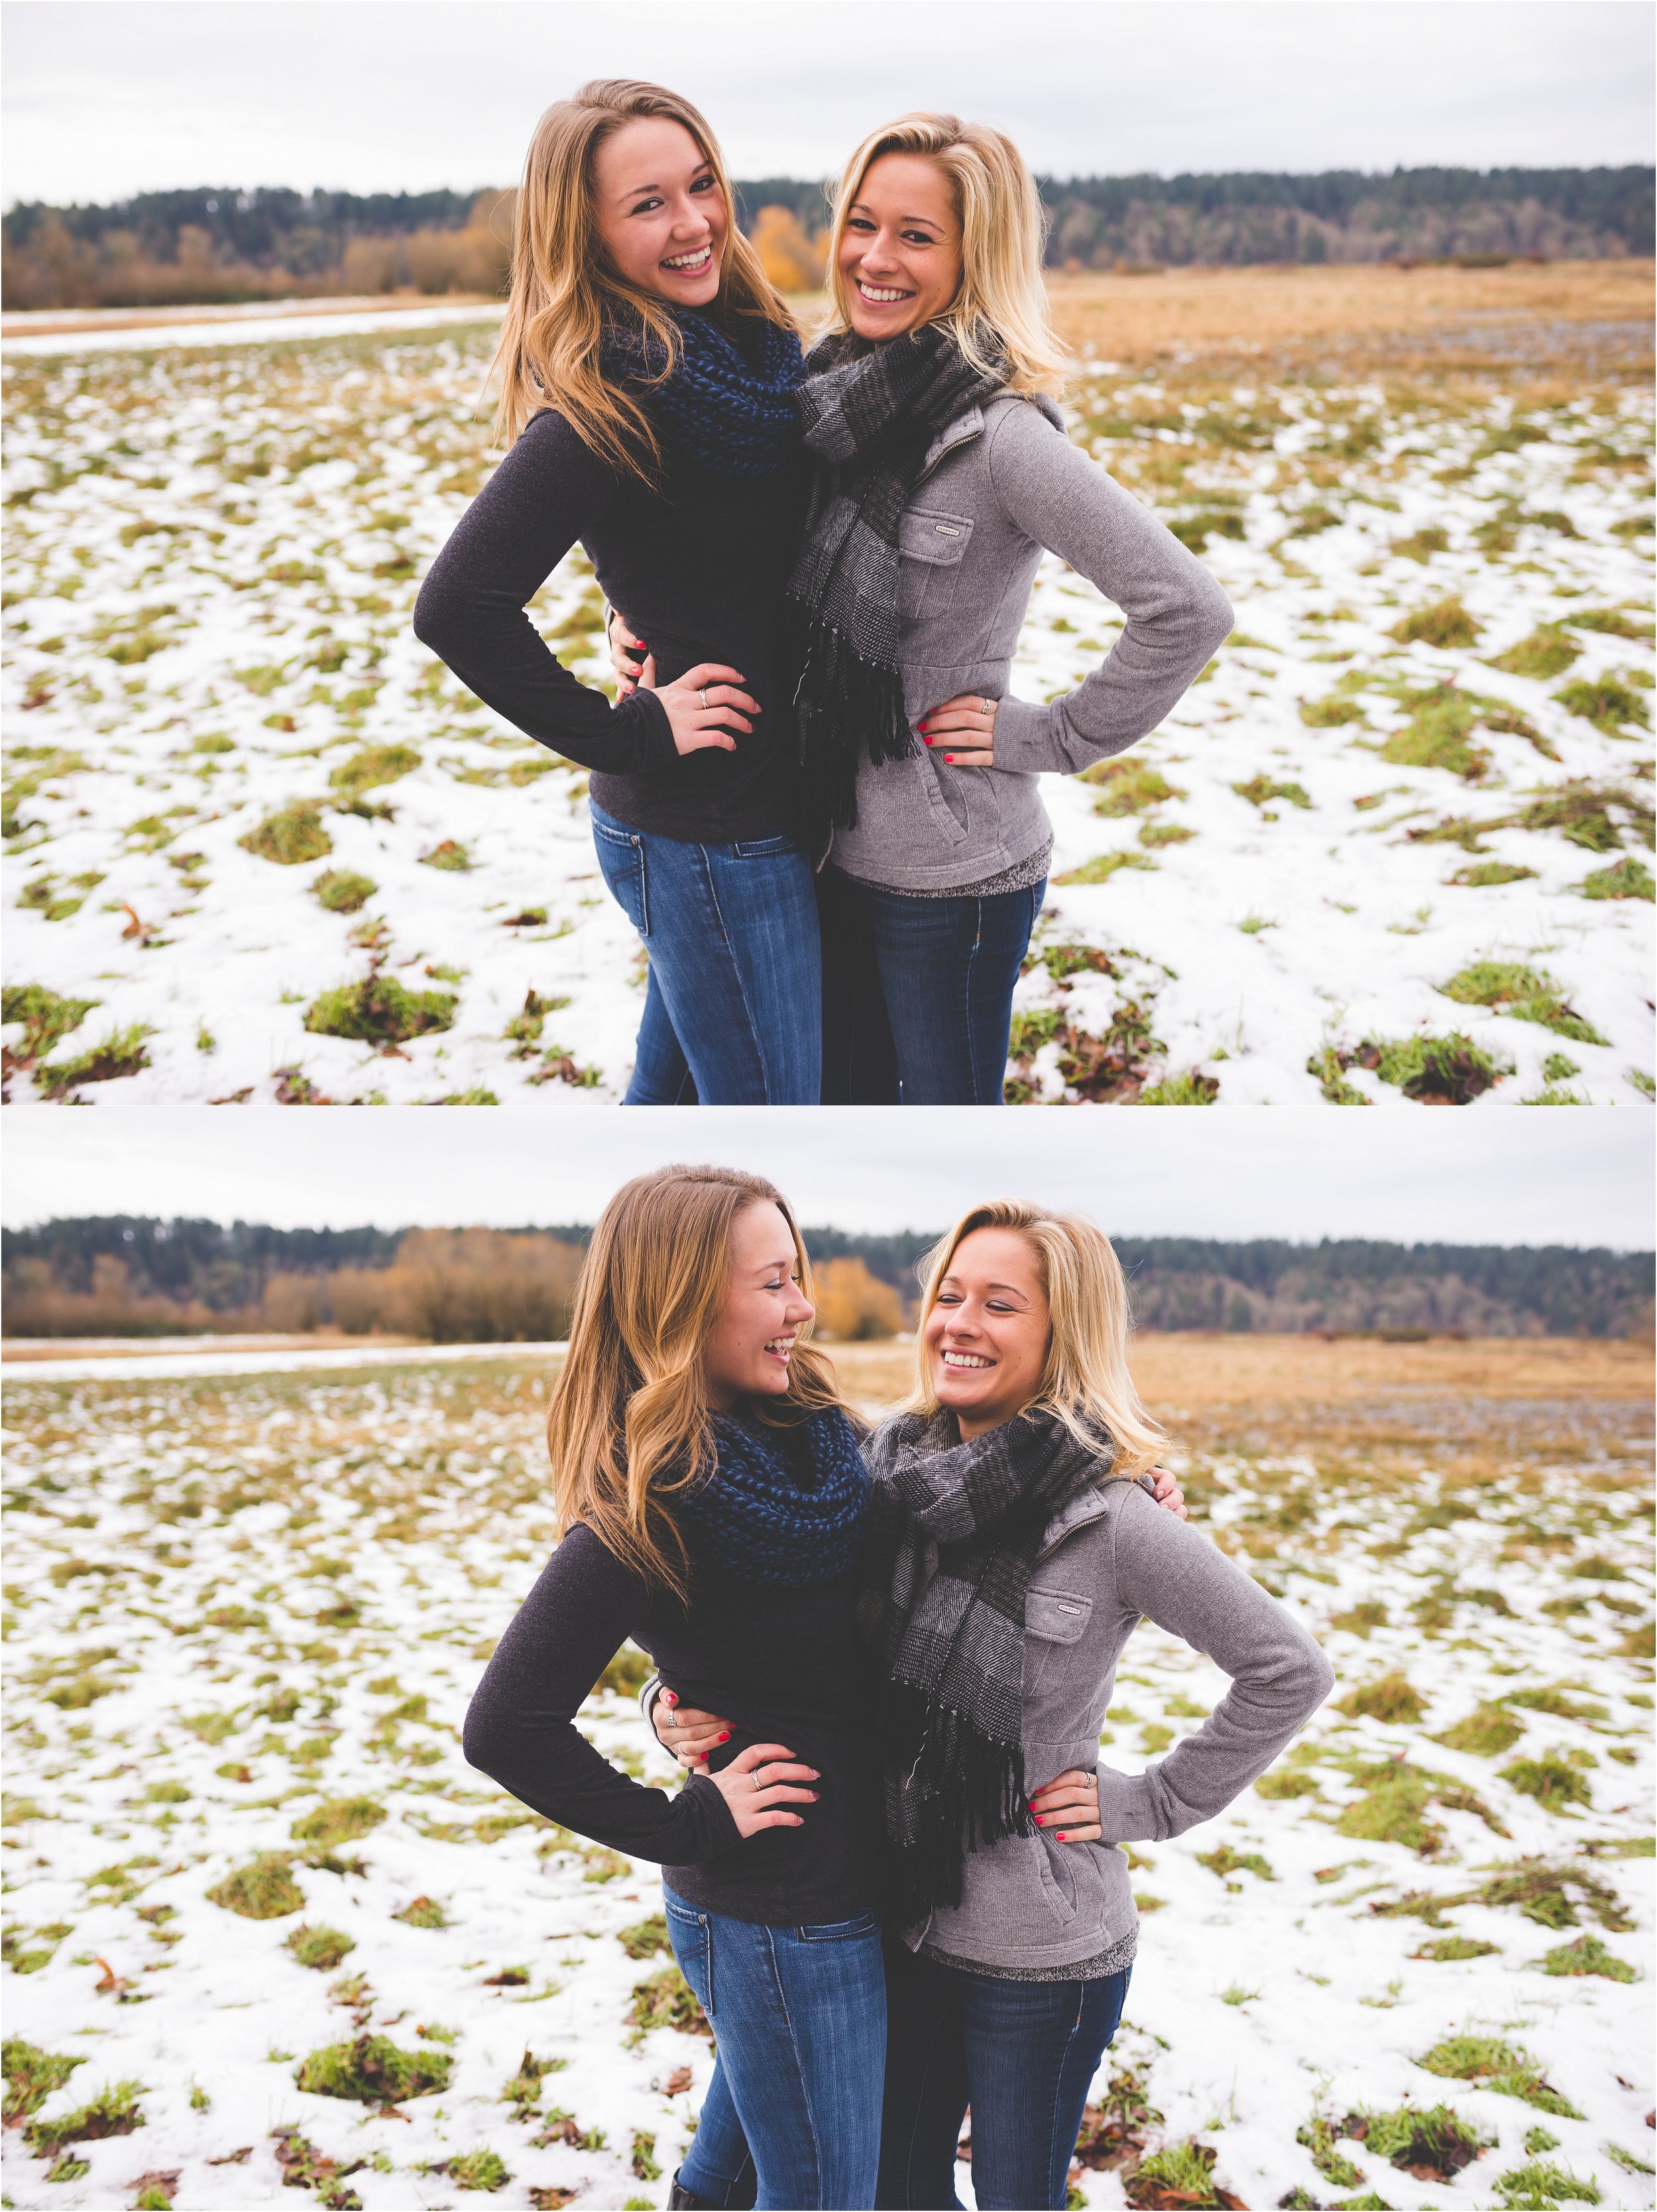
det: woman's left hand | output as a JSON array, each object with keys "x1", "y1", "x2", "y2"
[
  {"x1": 1151, "y1": 1466, "x2": 1188, "y2": 1521},
  {"x1": 919, "y1": 692, "x2": 997, "y2": 767},
  {"x1": 1029, "y1": 1767, "x2": 1101, "y2": 1844}
]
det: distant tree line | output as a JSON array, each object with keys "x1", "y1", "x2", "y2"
[
  {"x1": 3, "y1": 166, "x2": 1649, "y2": 309},
  {"x1": 3, "y1": 1217, "x2": 1648, "y2": 1342}
]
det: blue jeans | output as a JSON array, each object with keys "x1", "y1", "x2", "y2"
[
  {"x1": 590, "y1": 799, "x2": 821, "y2": 1105},
  {"x1": 876, "y1": 1936, "x2": 1131, "y2": 2211},
  {"x1": 665, "y1": 1889, "x2": 886, "y2": 2211},
  {"x1": 818, "y1": 866, "x2": 1044, "y2": 1105}
]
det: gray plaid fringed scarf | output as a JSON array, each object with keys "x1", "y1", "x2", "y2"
[
  {"x1": 855, "y1": 1406, "x2": 1111, "y2": 1920},
  {"x1": 781, "y1": 322, "x2": 1009, "y2": 831}
]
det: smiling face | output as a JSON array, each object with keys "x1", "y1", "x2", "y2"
[
  {"x1": 838, "y1": 150, "x2": 963, "y2": 340},
  {"x1": 923, "y1": 1226, "x2": 1051, "y2": 1440},
  {"x1": 590, "y1": 114, "x2": 728, "y2": 310},
  {"x1": 702, "y1": 1201, "x2": 815, "y2": 1411}
]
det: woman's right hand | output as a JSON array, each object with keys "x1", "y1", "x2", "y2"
[
  {"x1": 638, "y1": 654, "x2": 758, "y2": 757},
  {"x1": 705, "y1": 1741, "x2": 820, "y2": 1837},
  {"x1": 652, "y1": 1688, "x2": 735, "y2": 1770},
  {"x1": 608, "y1": 609, "x2": 645, "y2": 696}
]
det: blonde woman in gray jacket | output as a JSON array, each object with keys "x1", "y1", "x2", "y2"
[
  {"x1": 651, "y1": 1201, "x2": 1333, "y2": 2210},
  {"x1": 615, "y1": 113, "x2": 1233, "y2": 1102}
]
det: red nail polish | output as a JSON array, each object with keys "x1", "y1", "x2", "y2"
[
  {"x1": 718, "y1": 1733, "x2": 730, "y2": 1743},
  {"x1": 944, "y1": 754, "x2": 955, "y2": 763}
]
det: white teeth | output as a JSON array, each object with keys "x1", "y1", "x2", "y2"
[
  {"x1": 663, "y1": 247, "x2": 712, "y2": 270},
  {"x1": 943, "y1": 1352, "x2": 992, "y2": 1369},
  {"x1": 857, "y1": 281, "x2": 908, "y2": 303}
]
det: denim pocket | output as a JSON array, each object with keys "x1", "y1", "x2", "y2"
[
  {"x1": 664, "y1": 1898, "x2": 713, "y2": 2018},
  {"x1": 730, "y1": 833, "x2": 797, "y2": 860},
  {"x1": 593, "y1": 819, "x2": 650, "y2": 938},
  {"x1": 795, "y1": 1911, "x2": 881, "y2": 1943}
]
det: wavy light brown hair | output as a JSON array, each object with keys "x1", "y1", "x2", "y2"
[
  {"x1": 823, "y1": 112, "x2": 1070, "y2": 399},
  {"x1": 909, "y1": 1200, "x2": 1167, "y2": 1474},
  {"x1": 546, "y1": 1165, "x2": 845, "y2": 1597},
  {"x1": 492, "y1": 78, "x2": 797, "y2": 475}
]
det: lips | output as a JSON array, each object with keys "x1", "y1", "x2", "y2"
[
  {"x1": 942, "y1": 1350, "x2": 993, "y2": 1370},
  {"x1": 764, "y1": 1334, "x2": 796, "y2": 1361},
  {"x1": 856, "y1": 279, "x2": 911, "y2": 304}
]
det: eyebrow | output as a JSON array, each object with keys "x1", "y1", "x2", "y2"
[
  {"x1": 849, "y1": 198, "x2": 944, "y2": 231},
  {"x1": 618, "y1": 162, "x2": 714, "y2": 202},
  {"x1": 940, "y1": 1273, "x2": 1029, "y2": 1298}
]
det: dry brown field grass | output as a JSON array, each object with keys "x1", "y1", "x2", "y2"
[{"x1": 1041, "y1": 257, "x2": 1654, "y2": 363}]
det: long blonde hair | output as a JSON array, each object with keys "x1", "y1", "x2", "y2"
[
  {"x1": 909, "y1": 1200, "x2": 1167, "y2": 1474},
  {"x1": 824, "y1": 113, "x2": 1070, "y2": 398},
  {"x1": 547, "y1": 1165, "x2": 845, "y2": 1597},
  {"x1": 492, "y1": 79, "x2": 797, "y2": 473}
]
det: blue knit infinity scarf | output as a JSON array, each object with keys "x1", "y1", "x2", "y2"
[
  {"x1": 678, "y1": 1407, "x2": 870, "y2": 1586},
  {"x1": 601, "y1": 306, "x2": 805, "y2": 480}
]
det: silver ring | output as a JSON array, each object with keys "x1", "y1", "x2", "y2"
[
  {"x1": 981, "y1": 697, "x2": 994, "y2": 716},
  {"x1": 697, "y1": 689, "x2": 709, "y2": 710},
  {"x1": 663, "y1": 1705, "x2": 677, "y2": 1730}
]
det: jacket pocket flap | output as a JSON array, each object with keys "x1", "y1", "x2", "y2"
[
  {"x1": 899, "y1": 507, "x2": 974, "y2": 565},
  {"x1": 1027, "y1": 1585, "x2": 1092, "y2": 1643}
]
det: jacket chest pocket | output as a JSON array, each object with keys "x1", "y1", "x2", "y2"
[
  {"x1": 1023, "y1": 1583, "x2": 1093, "y2": 1696},
  {"x1": 897, "y1": 506, "x2": 974, "y2": 627}
]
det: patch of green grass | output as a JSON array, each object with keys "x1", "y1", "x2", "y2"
[
  {"x1": 305, "y1": 974, "x2": 455, "y2": 1047},
  {"x1": 1218, "y1": 1981, "x2": 1259, "y2": 2005},
  {"x1": 290, "y1": 1796, "x2": 386, "y2": 1847},
  {"x1": 1577, "y1": 855, "x2": 1654, "y2": 900},
  {"x1": 1500, "y1": 1755, "x2": 1593, "y2": 1814},
  {"x1": 239, "y1": 801, "x2": 331, "y2": 865},
  {"x1": 501, "y1": 2046, "x2": 563, "y2": 2119},
  {"x1": 1336, "y1": 1761, "x2": 1505, "y2": 1855},
  {"x1": 1342, "y1": 2101, "x2": 1493, "y2": 2180},
  {"x1": 1392, "y1": 597, "x2": 1481, "y2": 648},
  {"x1": 1296, "y1": 2113, "x2": 1363, "y2": 2189},
  {"x1": 44, "y1": 2154, "x2": 91, "y2": 2183},
  {"x1": 1495, "y1": 2160, "x2": 1601, "y2": 2207},
  {"x1": 632, "y1": 2130, "x2": 662, "y2": 2182},
  {"x1": 618, "y1": 1914, "x2": 671, "y2": 1960},
  {"x1": 447, "y1": 2148, "x2": 511, "y2": 2191},
  {"x1": 1343, "y1": 1031, "x2": 1511, "y2": 1104},
  {"x1": 1125, "y1": 2139, "x2": 1230, "y2": 2207},
  {"x1": 1307, "y1": 1045, "x2": 1373, "y2": 1104},
  {"x1": 329, "y1": 744, "x2": 420, "y2": 798},
  {"x1": 1233, "y1": 773, "x2": 1311, "y2": 811},
  {"x1": 1432, "y1": 1704, "x2": 1524, "y2": 1757},
  {"x1": 1439, "y1": 961, "x2": 1607, "y2": 1046},
  {"x1": 1379, "y1": 692, "x2": 1493, "y2": 779},
  {"x1": 24, "y1": 2078, "x2": 145, "y2": 2156},
  {"x1": 1133, "y1": 1070, "x2": 1220, "y2": 1104},
  {"x1": 1413, "y1": 1935, "x2": 1500, "y2": 1960},
  {"x1": 1301, "y1": 693, "x2": 1370, "y2": 727},
  {"x1": 207, "y1": 1853, "x2": 306, "y2": 1920},
  {"x1": 1488, "y1": 626, "x2": 1581, "y2": 679},
  {"x1": 1053, "y1": 850, "x2": 1157, "y2": 886},
  {"x1": 1255, "y1": 1769, "x2": 1321, "y2": 1801},
  {"x1": 1535, "y1": 1934, "x2": 1635, "y2": 1981},
  {"x1": 1080, "y1": 760, "x2": 1187, "y2": 815},
  {"x1": 420, "y1": 838, "x2": 473, "y2": 872},
  {"x1": 1, "y1": 984, "x2": 97, "y2": 1062},
  {"x1": 1340, "y1": 1670, "x2": 1426, "y2": 1724},
  {"x1": 313, "y1": 869, "x2": 377, "y2": 913},
  {"x1": 34, "y1": 1023, "x2": 152, "y2": 1098},
  {"x1": 628, "y1": 1965, "x2": 710, "y2": 2038},
  {"x1": 1417, "y1": 2035, "x2": 1583, "y2": 2118},
  {"x1": 1507, "y1": 1684, "x2": 1608, "y2": 1720},
  {"x1": 1554, "y1": 677, "x2": 1650, "y2": 735},
  {"x1": 1139, "y1": 820, "x2": 1195, "y2": 846},
  {"x1": 1518, "y1": 779, "x2": 1650, "y2": 852},
  {"x1": 296, "y1": 2033, "x2": 452, "y2": 2105},
  {"x1": 1171, "y1": 511, "x2": 1247, "y2": 551},
  {"x1": 1393, "y1": 525, "x2": 1451, "y2": 563},
  {"x1": 1195, "y1": 1843, "x2": 1275, "y2": 1882},
  {"x1": 1450, "y1": 860, "x2": 1537, "y2": 886},
  {"x1": 285, "y1": 1923, "x2": 356, "y2": 1971},
  {"x1": 3, "y1": 2040, "x2": 86, "y2": 2125}
]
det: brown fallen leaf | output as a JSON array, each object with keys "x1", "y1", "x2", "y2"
[
  {"x1": 93, "y1": 1956, "x2": 132, "y2": 1996},
  {"x1": 129, "y1": 2173, "x2": 180, "y2": 2204},
  {"x1": 661, "y1": 2066, "x2": 693, "y2": 2097},
  {"x1": 207, "y1": 2148, "x2": 253, "y2": 2166},
  {"x1": 119, "y1": 903, "x2": 149, "y2": 940}
]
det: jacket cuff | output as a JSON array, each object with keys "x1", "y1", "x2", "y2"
[
  {"x1": 638, "y1": 1672, "x2": 662, "y2": 1725},
  {"x1": 1095, "y1": 1764, "x2": 1159, "y2": 1842},
  {"x1": 988, "y1": 694, "x2": 1060, "y2": 772},
  {"x1": 624, "y1": 684, "x2": 679, "y2": 771}
]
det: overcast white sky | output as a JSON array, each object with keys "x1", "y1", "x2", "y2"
[
  {"x1": 3, "y1": 1110, "x2": 1650, "y2": 1249},
  {"x1": 4, "y1": 1, "x2": 1652, "y2": 209}
]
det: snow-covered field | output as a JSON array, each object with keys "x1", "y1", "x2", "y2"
[
  {"x1": 3, "y1": 1345, "x2": 1650, "y2": 2211},
  {"x1": 2, "y1": 314, "x2": 1652, "y2": 1106}
]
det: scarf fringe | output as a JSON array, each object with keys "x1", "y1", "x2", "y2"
[
  {"x1": 881, "y1": 1677, "x2": 1033, "y2": 1922},
  {"x1": 779, "y1": 595, "x2": 913, "y2": 833}
]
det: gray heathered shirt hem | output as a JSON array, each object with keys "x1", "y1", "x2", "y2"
[
  {"x1": 919, "y1": 1922, "x2": 1138, "y2": 1984},
  {"x1": 833, "y1": 835, "x2": 1051, "y2": 902}
]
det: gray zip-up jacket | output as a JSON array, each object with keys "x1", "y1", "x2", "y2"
[
  {"x1": 904, "y1": 1474, "x2": 1334, "y2": 1975},
  {"x1": 828, "y1": 394, "x2": 1235, "y2": 892}
]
